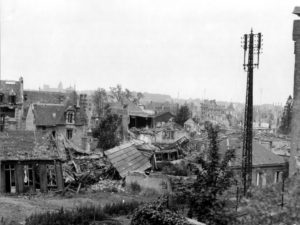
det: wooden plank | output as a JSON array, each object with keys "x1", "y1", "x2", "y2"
[
  {"x1": 107, "y1": 147, "x2": 135, "y2": 161},
  {"x1": 118, "y1": 157, "x2": 151, "y2": 177},
  {"x1": 55, "y1": 162, "x2": 64, "y2": 191},
  {"x1": 16, "y1": 163, "x2": 24, "y2": 194},
  {"x1": 114, "y1": 154, "x2": 143, "y2": 171},
  {"x1": 0, "y1": 162, "x2": 5, "y2": 193},
  {"x1": 109, "y1": 150, "x2": 139, "y2": 164},
  {"x1": 105, "y1": 143, "x2": 133, "y2": 155},
  {"x1": 39, "y1": 164, "x2": 48, "y2": 193},
  {"x1": 106, "y1": 145, "x2": 136, "y2": 158}
]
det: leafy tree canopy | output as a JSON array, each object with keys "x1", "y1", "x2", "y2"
[
  {"x1": 109, "y1": 84, "x2": 143, "y2": 105},
  {"x1": 92, "y1": 113, "x2": 122, "y2": 150},
  {"x1": 175, "y1": 105, "x2": 191, "y2": 126},
  {"x1": 278, "y1": 95, "x2": 293, "y2": 135}
]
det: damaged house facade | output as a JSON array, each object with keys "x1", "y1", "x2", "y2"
[
  {"x1": 220, "y1": 138, "x2": 288, "y2": 186},
  {"x1": 0, "y1": 77, "x2": 24, "y2": 131},
  {"x1": 0, "y1": 130, "x2": 64, "y2": 194},
  {"x1": 110, "y1": 102, "x2": 154, "y2": 129},
  {"x1": 25, "y1": 103, "x2": 89, "y2": 151}
]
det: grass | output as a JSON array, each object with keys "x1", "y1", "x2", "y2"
[{"x1": 25, "y1": 200, "x2": 142, "y2": 225}]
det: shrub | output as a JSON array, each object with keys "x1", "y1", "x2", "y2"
[
  {"x1": 129, "y1": 182, "x2": 141, "y2": 194},
  {"x1": 130, "y1": 196, "x2": 190, "y2": 225}
]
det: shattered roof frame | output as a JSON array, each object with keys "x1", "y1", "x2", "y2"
[{"x1": 104, "y1": 142, "x2": 152, "y2": 177}]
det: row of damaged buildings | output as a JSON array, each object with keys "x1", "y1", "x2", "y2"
[
  {"x1": 0, "y1": 77, "x2": 92, "y2": 194},
  {"x1": 0, "y1": 77, "x2": 290, "y2": 195}
]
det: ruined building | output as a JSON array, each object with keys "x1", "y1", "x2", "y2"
[
  {"x1": 0, "y1": 77, "x2": 24, "y2": 131},
  {"x1": 0, "y1": 130, "x2": 64, "y2": 194}
]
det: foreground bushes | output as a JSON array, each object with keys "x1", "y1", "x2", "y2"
[
  {"x1": 131, "y1": 196, "x2": 190, "y2": 225},
  {"x1": 26, "y1": 206, "x2": 107, "y2": 225},
  {"x1": 25, "y1": 200, "x2": 141, "y2": 225},
  {"x1": 103, "y1": 200, "x2": 141, "y2": 216}
]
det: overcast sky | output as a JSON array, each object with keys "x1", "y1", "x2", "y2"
[{"x1": 1, "y1": 0, "x2": 299, "y2": 104}]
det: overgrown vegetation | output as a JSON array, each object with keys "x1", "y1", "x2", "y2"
[
  {"x1": 92, "y1": 113, "x2": 122, "y2": 150},
  {"x1": 25, "y1": 201, "x2": 141, "y2": 225},
  {"x1": 238, "y1": 175, "x2": 300, "y2": 225},
  {"x1": 161, "y1": 162, "x2": 188, "y2": 176},
  {"x1": 173, "y1": 123, "x2": 236, "y2": 225},
  {"x1": 130, "y1": 196, "x2": 190, "y2": 225},
  {"x1": 25, "y1": 206, "x2": 108, "y2": 225},
  {"x1": 129, "y1": 181, "x2": 142, "y2": 194},
  {"x1": 103, "y1": 201, "x2": 141, "y2": 217},
  {"x1": 278, "y1": 95, "x2": 293, "y2": 135}
]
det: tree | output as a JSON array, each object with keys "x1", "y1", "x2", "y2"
[
  {"x1": 187, "y1": 124, "x2": 236, "y2": 224},
  {"x1": 131, "y1": 196, "x2": 191, "y2": 225},
  {"x1": 175, "y1": 105, "x2": 190, "y2": 126},
  {"x1": 92, "y1": 113, "x2": 122, "y2": 150},
  {"x1": 93, "y1": 88, "x2": 109, "y2": 118},
  {"x1": 279, "y1": 95, "x2": 293, "y2": 134},
  {"x1": 109, "y1": 84, "x2": 143, "y2": 105}
]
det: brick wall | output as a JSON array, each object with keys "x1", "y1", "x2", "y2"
[{"x1": 290, "y1": 19, "x2": 300, "y2": 176}]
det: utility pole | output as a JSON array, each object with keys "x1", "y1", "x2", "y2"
[
  {"x1": 241, "y1": 29, "x2": 262, "y2": 196},
  {"x1": 0, "y1": 0, "x2": 2, "y2": 81}
]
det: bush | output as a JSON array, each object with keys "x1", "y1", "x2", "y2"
[
  {"x1": 129, "y1": 182, "x2": 142, "y2": 194},
  {"x1": 130, "y1": 196, "x2": 190, "y2": 225}
]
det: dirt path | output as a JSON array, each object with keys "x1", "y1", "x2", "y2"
[{"x1": 0, "y1": 192, "x2": 143, "y2": 224}]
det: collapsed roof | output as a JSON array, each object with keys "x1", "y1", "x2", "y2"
[
  {"x1": 0, "y1": 130, "x2": 62, "y2": 161},
  {"x1": 104, "y1": 142, "x2": 152, "y2": 178}
]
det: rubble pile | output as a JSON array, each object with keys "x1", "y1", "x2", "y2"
[
  {"x1": 90, "y1": 179, "x2": 125, "y2": 192},
  {"x1": 62, "y1": 157, "x2": 119, "y2": 193}
]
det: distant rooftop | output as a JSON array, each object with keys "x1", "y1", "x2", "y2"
[{"x1": 293, "y1": 7, "x2": 300, "y2": 17}]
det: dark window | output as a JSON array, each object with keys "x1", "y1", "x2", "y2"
[
  {"x1": 163, "y1": 130, "x2": 175, "y2": 139},
  {"x1": 4, "y1": 164, "x2": 16, "y2": 193},
  {"x1": 9, "y1": 95, "x2": 16, "y2": 104},
  {"x1": 67, "y1": 129, "x2": 73, "y2": 139},
  {"x1": 0, "y1": 94, "x2": 3, "y2": 103},
  {"x1": 155, "y1": 153, "x2": 162, "y2": 161},
  {"x1": 67, "y1": 112, "x2": 74, "y2": 123}
]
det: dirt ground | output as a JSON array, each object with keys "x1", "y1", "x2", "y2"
[{"x1": 0, "y1": 191, "x2": 149, "y2": 225}]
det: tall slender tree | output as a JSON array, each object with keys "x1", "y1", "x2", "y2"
[
  {"x1": 279, "y1": 95, "x2": 293, "y2": 134},
  {"x1": 188, "y1": 124, "x2": 236, "y2": 224},
  {"x1": 175, "y1": 105, "x2": 191, "y2": 126}
]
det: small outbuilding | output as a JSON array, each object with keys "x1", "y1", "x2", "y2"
[{"x1": 0, "y1": 130, "x2": 64, "y2": 194}]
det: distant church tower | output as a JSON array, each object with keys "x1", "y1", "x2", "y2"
[{"x1": 290, "y1": 7, "x2": 300, "y2": 175}]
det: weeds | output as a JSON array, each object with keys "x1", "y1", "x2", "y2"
[
  {"x1": 103, "y1": 200, "x2": 141, "y2": 216},
  {"x1": 25, "y1": 200, "x2": 142, "y2": 225}
]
